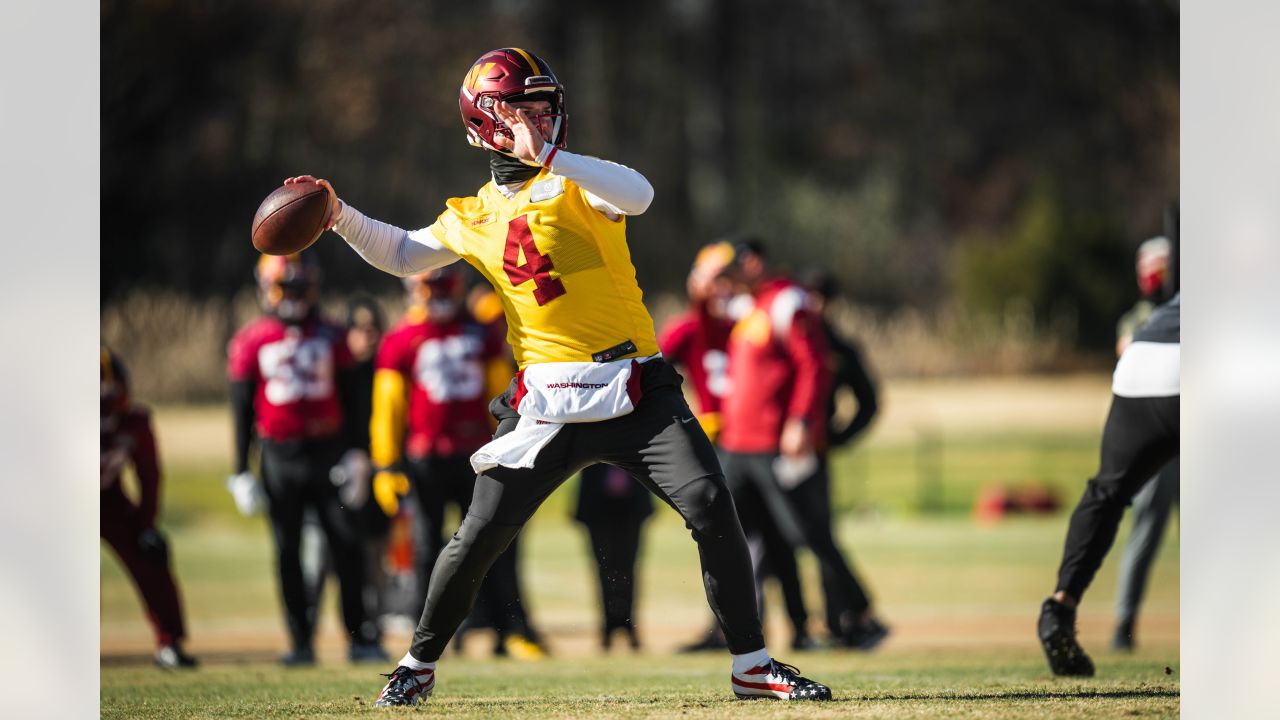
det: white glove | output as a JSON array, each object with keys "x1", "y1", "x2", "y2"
[
  {"x1": 226, "y1": 471, "x2": 266, "y2": 516},
  {"x1": 330, "y1": 448, "x2": 372, "y2": 509},
  {"x1": 772, "y1": 453, "x2": 818, "y2": 491}
]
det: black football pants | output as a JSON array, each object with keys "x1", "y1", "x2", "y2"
[
  {"x1": 408, "y1": 360, "x2": 764, "y2": 661},
  {"x1": 406, "y1": 454, "x2": 538, "y2": 642},
  {"x1": 261, "y1": 438, "x2": 376, "y2": 649},
  {"x1": 584, "y1": 518, "x2": 647, "y2": 635},
  {"x1": 722, "y1": 452, "x2": 873, "y2": 633},
  {"x1": 1055, "y1": 394, "x2": 1180, "y2": 601}
]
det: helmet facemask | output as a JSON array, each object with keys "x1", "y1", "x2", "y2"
[{"x1": 256, "y1": 254, "x2": 321, "y2": 324}]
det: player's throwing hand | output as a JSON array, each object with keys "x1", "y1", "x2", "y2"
[{"x1": 492, "y1": 100, "x2": 547, "y2": 164}]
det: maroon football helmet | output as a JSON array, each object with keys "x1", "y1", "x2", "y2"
[
  {"x1": 101, "y1": 346, "x2": 130, "y2": 422},
  {"x1": 256, "y1": 253, "x2": 321, "y2": 322},
  {"x1": 403, "y1": 265, "x2": 463, "y2": 303},
  {"x1": 459, "y1": 47, "x2": 567, "y2": 154}
]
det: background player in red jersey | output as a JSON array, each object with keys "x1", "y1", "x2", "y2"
[
  {"x1": 665, "y1": 242, "x2": 814, "y2": 652},
  {"x1": 369, "y1": 266, "x2": 547, "y2": 658},
  {"x1": 720, "y1": 240, "x2": 887, "y2": 650},
  {"x1": 101, "y1": 347, "x2": 196, "y2": 669},
  {"x1": 227, "y1": 253, "x2": 385, "y2": 666},
  {"x1": 660, "y1": 241, "x2": 738, "y2": 443}
]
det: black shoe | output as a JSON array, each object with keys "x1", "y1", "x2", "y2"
[
  {"x1": 841, "y1": 617, "x2": 890, "y2": 651},
  {"x1": 1111, "y1": 619, "x2": 1135, "y2": 652},
  {"x1": 279, "y1": 646, "x2": 316, "y2": 667},
  {"x1": 154, "y1": 643, "x2": 198, "y2": 669},
  {"x1": 1038, "y1": 598, "x2": 1095, "y2": 676},
  {"x1": 791, "y1": 632, "x2": 817, "y2": 652},
  {"x1": 374, "y1": 665, "x2": 435, "y2": 707},
  {"x1": 732, "y1": 659, "x2": 833, "y2": 701},
  {"x1": 676, "y1": 628, "x2": 729, "y2": 654},
  {"x1": 349, "y1": 640, "x2": 389, "y2": 664},
  {"x1": 603, "y1": 625, "x2": 641, "y2": 652}
]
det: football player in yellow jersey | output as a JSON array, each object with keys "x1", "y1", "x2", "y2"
[{"x1": 287, "y1": 47, "x2": 831, "y2": 704}]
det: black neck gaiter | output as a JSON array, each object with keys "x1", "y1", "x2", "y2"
[{"x1": 489, "y1": 150, "x2": 541, "y2": 185}]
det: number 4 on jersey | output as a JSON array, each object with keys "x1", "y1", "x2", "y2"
[{"x1": 503, "y1": 216, "x2": 566, "y2": 306}]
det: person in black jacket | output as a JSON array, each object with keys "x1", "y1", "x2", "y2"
[
  {"x1": 1039, "y1": 294, "x2": 1180, "y2": 677},
  {"x1": 344, "y1": 296, "x2": 391, "y2": 627},
  {"x1": 786, "y1": 269, "x2": 888, "y2": 649},
  {"x1": 574, "y1": 464, "x2": 654, "y2": 650}
]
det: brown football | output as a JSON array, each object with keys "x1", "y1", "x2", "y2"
[{"x1": 251, "y1": 181, "x2": 332, "y2": 255}]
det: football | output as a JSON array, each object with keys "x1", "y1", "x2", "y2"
[{"x1": 251, "y1": 181, "x2": 332, "y2": 255}]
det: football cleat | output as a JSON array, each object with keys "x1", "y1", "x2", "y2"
[
  {"x1": 1038, "y1": 598, "x2": 1096, "y2": 677},
  {"x1": 349, "y1": 640, "x2": 390, "y2": 664},
  {"x1": 1111, "y1": 618, "x2": 1135, "y2": 652},
  {"x1": 790, "y1": 631, "x2": 817, "y2": 652},
  {"x1": 732, "y1": 659, "x2": 833, "y2": 701},
  {"x1": 676, "y1": 627, "x2": 729, "y2": 654},
  {"x1": 503, "y1": 633, "x2": 548, "y2": 661},
  {"x1": 279, "y1": 646, "x2": 316, "y2": 667},
  {"x1": 374, "y1": 665, "x2": 435, "y2": 707},
  {"x1": 154, "y1": 643, "x2": 198, "y2": 670},
  {"x1": 841, "y1": 617, "x2": 890, "y2": 651}
]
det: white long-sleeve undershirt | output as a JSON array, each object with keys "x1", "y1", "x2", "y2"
[
  {"x1": 333, "y1": 149, "x2": 652, "y2": 276},
  {"x1": 535, "y1": 145, "x2": 654, "y2": 217},
  {"x1": 332, "y1": 203, "x2": 460, "y2": 277}
]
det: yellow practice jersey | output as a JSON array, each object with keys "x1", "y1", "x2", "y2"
[{"x1": 428, "y1": 168, "x2": 659, "y2": 368}]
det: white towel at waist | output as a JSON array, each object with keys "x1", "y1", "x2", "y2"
[
  {"x1": 470, "y1": 354, "x2": 659, "y2": 474},
  {"x1": 470, "y1": 416, "x2": 564, "y2": 474}
]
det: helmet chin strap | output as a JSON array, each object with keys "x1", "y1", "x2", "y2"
[{"x1": 489, "y1": 150, "x2": 541, "y2": 185}]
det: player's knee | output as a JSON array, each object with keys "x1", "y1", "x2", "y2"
[
  {"x1": 679, "y1": 474, "x2": 738, "y2": 539},
  {"x1": 451, "y1": 513, "x2": 521, "y2": 562}
]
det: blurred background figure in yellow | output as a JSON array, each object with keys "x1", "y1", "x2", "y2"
[{"x1": 101, "y1": 347, "x2": 197, "y2": 669}]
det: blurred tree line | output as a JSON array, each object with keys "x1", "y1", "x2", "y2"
[{"x1": 102, "y1": 0, "x2": 1177, "y2": 354}]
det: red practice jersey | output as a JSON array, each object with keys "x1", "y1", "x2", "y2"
[
  {"x1": 658, "y1": 304, "x2": 734, "y2": 416},
  {"x1": 227, "y1": 316, "x2": 353, "y2": 442},
  {"x1": 101, "y1": 407, "x2": 162, "y2": 525},
  {"x1": 719, "y1": 278, "x2": 831, "y2": 454},
  {"x1": 376, "y1": 313, "x2": 505, "y2": 458}
]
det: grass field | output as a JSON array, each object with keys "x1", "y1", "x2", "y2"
[{"x1": 101, "y1": 376, "x2": 1179, "y2": 718}]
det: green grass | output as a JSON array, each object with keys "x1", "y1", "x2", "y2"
[
  {"x1": 103, "y1": 424, "x2": 1178, "y2": 718},
  {"x1": 102, "y1": 650, "x2": 1179, "y2": 719}
]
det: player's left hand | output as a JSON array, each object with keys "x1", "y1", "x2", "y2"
[
  {"x1": 779, "y1": 418, "x2": 813, "y2": 458},
  {"x1": 330, "y1": 448, "x2": 372, "y2": 509},
  {"x1": 372, "y1": 470, "x2": 411, "y2": 517},
  {"x1": 493, "y1": 100, "x2": 546, "y2": 164},
  {"x1": 226, "y1": 471, "x2": 266, "y2": 516}
]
